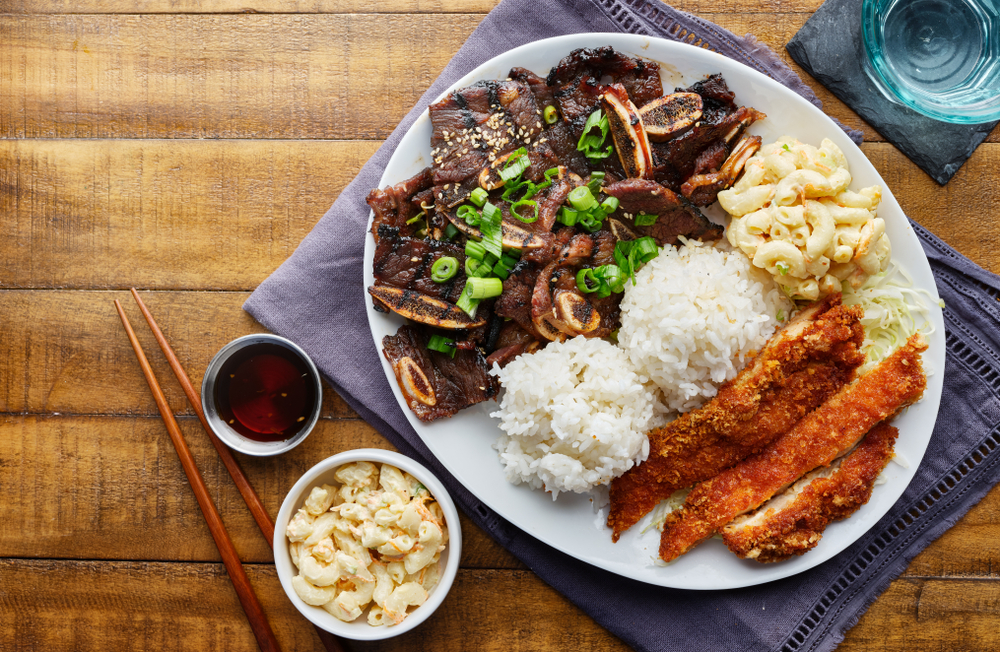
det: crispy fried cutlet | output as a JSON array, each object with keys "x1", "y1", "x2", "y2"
[
  {"x1": 607, "y1": 295, "x2": 865, "y2": 541},
  {"x1": 722, "y1": 421, "x2": 898, "y2": 562},
  {"x1": 658, "y1": 334, "x2": 927, "y2": 563}
]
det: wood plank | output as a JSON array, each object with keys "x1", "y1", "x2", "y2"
[
  {"x1": 6, "y1": 558, "x2": 1000, "y2": 652},
  {"x1": 0, "y1": 289, "x2": 362, "y2": 416},
  {"x1": 840, "y1": 578, "x2": 1000, "y2": 652},
  {"x1": 0, "y1": 139, "x2": 377, "y2": 291},
  {"x1": 4, "y1": 141, "x2": 1000, "y2": 294},
  {"x1": 0, "y1": 414, "x2": 523, "y2": 569},
  {"x1": 0, "y1": 13, "x2": 898, "y2": 144},
  {"x1": 3, "y1": 13, "x2": 996, "y2": 144},
  {"x1": 0, "y1": 0, "x2": 830, "y2": 15},
  {"x1": 0, "y1": 0, "x2": 502, "y2": 12},
  {"x1": 0, "y1": 14, "x2": 478, "y2": 140},
  {"x1": 0, "y1": 561, "x2": 624, "y2": 652}
]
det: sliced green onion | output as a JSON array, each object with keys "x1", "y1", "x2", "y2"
[
  {"x1": 430, "y1": 256, "x2": 458, "y2": 283},
  {"x1": 500, "y1": 253, "x2": 519, "y2": 268},
  {"x1": 465, "y1": 240, "x2": 486, "y2": 261},
  {"x1": 427, "y1": 334, "x2": 456, "y2": 358},
  {"x1": 578, "y1": 213, "x2": 603, "y2": 233},
  {"x1": 470, "y1": 187, "x2": 488, "y2": 207},
  {"x1": 480, "y1": 202, "x2": 504, "y2": 259},
  {"x1": 601, "y1": 196, "x2": 619, "y2": 213},
  {"x1": 500, "y1": 147, "x2": 529, "y2": 182},
  {"x1": 586, "y1": 172, "x2": 605, "y2": 195},
  {"x1": 633, "y1": 237, "x2": 659, "y2": 263},
  {"x1": 465, "y1": 256, "x2": 493, "y2": 278},
  {"x1": 444, "y1": 223, "x2": 459, "y2": 240},
  {"x1": 456, "y1": 285, "x2": 480, "y2": 319},
  {"x1": 634, "y1": 212, "x2": 657, "y2": 226},
  {"x1": 543, "y1": 105, "x2": 558, "y2": 124},
  {"x1": 511, "y1": 199, "x2": 539, "y2": 223},
  {"x1": 557, "y1": 207, "x2": 579, "y2": 226},
  {"x1": 492, "y1": 258, "x2": 512, "y2": 280},
  {"x1": 577, "y1": 109, "x2": 613, "y2": 161},
  {"x1": 466, "y1": 276, "x2": 504, "y2": 300},
  {"x1": 506, "y1": 248, "x2": 522, "y2": 260},
  {"x1": 457, "y1": 205, "x2": 480, "y2": 226},
  {"x1": 614, "y1": 237, "x2": 660, "y2": 284},
  {"x1": 405, "y1": 211, "x2": 426, "y2": 225},
  {"x1": 776, "y1": 261, "x2": 790, "y2": 276},
  {"x1": 596, "y1": 264, "x2": 625, "y2": 293},
  {"x1": 568, "y1": 186, "x2": 598, "y2": 212},
  {"x1": 544, "y1": 167, "x2": 560, "y2": 181},
  {"x1": 576, "y1": 268, "x2": 600, "y2": 294}
]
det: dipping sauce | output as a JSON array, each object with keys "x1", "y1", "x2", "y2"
[{"x1": 213, "y1": 343, "x2": 317, "y2": 442}]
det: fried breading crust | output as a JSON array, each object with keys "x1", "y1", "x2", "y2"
[
  {"x1": 607, "y1": 295, "x2": 865, "y2": 541},
  {"x1": 722, "y1": 421, "x2": 898, "y2": 562},
  {"x1": 658, "y1": 334, "x2": 927, "y2": 562}
]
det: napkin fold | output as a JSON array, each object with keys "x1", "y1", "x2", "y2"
[{"x1": 245, "y1": 1, "x2": 1000, "y2": 650}]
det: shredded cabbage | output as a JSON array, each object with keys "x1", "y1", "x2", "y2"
[
  {"x1": 841, "y1": 261, "x2": 936, "y2": 374},
  {"x1": 643, "y1": 488, "x2": 691, "y2": 534}
]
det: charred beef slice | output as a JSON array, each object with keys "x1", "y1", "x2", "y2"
[
  {"x1": 372, "y1": 225, "x2": 467, "y2": 303},
  {"x1": 603, "y1": 178, "x2": 723, "y2": 246},
  {"x1": 366, "y1": 167, "x2": 434, "y2": 240},
  {"x1": 382, "y1": 325, "x2": 498, "y2": 423}
]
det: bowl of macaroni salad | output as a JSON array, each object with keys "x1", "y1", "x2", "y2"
[{"x1": 274, "y1": 449, "x2": 461, "y2": 640}]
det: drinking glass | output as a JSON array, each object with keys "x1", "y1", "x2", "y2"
[{"x1": 862, "y1": 0, "x2": 1000, "y2": 123}]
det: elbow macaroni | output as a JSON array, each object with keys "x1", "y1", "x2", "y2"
[
  {"x1": 286, "y1": 462, "x2": 447, "y2": 626},
  {"x1": 719, "y1": 137, "x2": 891, "y2": 300}
]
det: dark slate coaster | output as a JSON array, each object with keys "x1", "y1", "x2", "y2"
[{"x1": 787, "y1": 0, "x2": 997, "y2": 184}]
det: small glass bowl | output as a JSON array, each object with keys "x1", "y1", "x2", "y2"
[{"x1": 861, "y1": 0, "x2": 1000, "y2": 124}]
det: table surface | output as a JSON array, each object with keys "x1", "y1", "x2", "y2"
[{"x1": 3, "y1": 1, "x2": 1000, "y2": 651}]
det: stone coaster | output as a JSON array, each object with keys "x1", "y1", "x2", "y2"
[{"x1": 786, "y1": 0, "x2": 997, "y2": 185}]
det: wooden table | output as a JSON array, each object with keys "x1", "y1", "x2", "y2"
[{"x1": 3, "y1": 1, "x2": 1000, "y2": 650}]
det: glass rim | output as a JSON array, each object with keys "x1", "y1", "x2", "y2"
[{"x1": 860, "y1": 0, "x2": 1000, "y2": 124}]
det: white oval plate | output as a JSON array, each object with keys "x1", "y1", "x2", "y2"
[{"x1": 363, "y1": 33, "x2": 945, "y2": 590}]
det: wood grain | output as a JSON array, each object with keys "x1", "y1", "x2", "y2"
[
  {"x1": 0, "y1": 289, "x2": 359, "y2": 416},
  {"x1": 9, "y1": 13, "x2": 991, "y2": 145},
  {"x1": 4, "y1": 558, "x2": 1000, "y2": 652},
  {"x1": 0, "y1": 139, "x2": 377, "y2": 290},
  {"x1": 0, "y1": 414, "x2": 522, "y2": 569},
  {"x1": 0, "y1": 561, "x2": 623, "y2": 652},
  {"x1": 0, "y1": 0, "x2": 828, "y2": 15},
  {"x1": 3, "y1": 141, "x2": 999, "y2": 295},
  {"x1": 0, "y1": 14, "x2": 476, "y2": 140}
]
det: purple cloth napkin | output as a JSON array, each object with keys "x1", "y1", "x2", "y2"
[{"x1": 245, "y1": 1, "x2": 1000, "y2": 650}]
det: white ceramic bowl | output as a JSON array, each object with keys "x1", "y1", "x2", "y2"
[{"x1": 274, "y1": 448, "x2": 462, "y2": 640}]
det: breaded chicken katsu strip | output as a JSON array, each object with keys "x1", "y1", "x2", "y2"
[
  {"x1": 722, "y1": 421, "x2": 898, "y2": 562},
  {"x1": 607, "y1": 295, "x2": 865, "y2": 541},
  {"x1": 658, "y1": 334, "x2": 927, "y2": 562}
]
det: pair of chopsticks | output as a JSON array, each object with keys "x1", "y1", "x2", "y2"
[{"x1": 115, "y1": 289, "x2": 346, "y2": 652}]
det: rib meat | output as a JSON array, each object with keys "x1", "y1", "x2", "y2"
[
  {"x1": 607, "y1": 296, "x2": 865, "y2": 540},
  {"x1": 382, "y1": 325, "x2": 499, "y2": 423},
  {"x1": 658, "y1": 334, "x2": 928, "y2": 562},
  {"x1": 602, "y1": 178, "x2": 723, "y2": 246},
  {"x1": 722, "y1": 421, "x2": 898, "y2": 562}
]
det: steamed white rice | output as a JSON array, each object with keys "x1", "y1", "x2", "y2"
[
  {"x1": 618, "y1": 238, "x2": 790, "y2": 412},
  {"x1": 490, "y1": 337, "x2": 656, "y2": 498},
  {"x1": 490, "y1": 239, "x2": 791, "y2": 497}
]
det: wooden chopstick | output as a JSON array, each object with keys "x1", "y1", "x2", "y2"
[
  {"x1": 128, "y1": 289, "x2": 348, "y2": 652},
  {"x1": 114, "y1": 299, "x2": 282, "y2": 652}
]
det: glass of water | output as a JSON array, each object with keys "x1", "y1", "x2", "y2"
[{"x1": 862, "y1": 0, "x2": 1000, "y2": 123}]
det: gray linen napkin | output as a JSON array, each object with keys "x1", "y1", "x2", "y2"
[{"x1": 245, "y1": 1, "x2": 1000, "y2": 650}]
